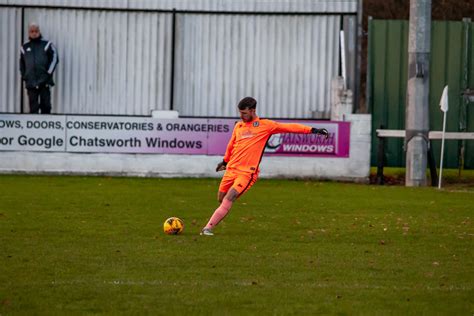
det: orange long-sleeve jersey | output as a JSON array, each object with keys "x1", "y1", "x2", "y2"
[{"x1": 223, "y1": 116, "x2": 312, "y2": 173}]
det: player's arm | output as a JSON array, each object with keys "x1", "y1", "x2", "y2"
[
  {"x1": 271, "y1": 121, "x2": 329, "y2": 138},
  {"x1": 216, "y1": 126, "x2": 237, "y2": 172}
]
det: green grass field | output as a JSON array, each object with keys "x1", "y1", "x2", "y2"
[{"x1": 0, "y1": 174, "x2": 473, "y2": 315}]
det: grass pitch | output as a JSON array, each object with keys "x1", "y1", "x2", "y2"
[{"x1": 0, "y1": 174, "x2": 473, "y2": 314}]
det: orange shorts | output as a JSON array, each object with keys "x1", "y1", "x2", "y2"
[{"x1": 218, "y1": 168, "x2": 258, "y2": 197}]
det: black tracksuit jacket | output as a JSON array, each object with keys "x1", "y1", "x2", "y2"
[{"x1": 20, "y1": 36, "x2": 59, "y2": 89}]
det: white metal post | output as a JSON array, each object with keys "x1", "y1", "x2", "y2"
[
  {"x1": 438, "y1": 111, "x2": 447, "y2": 188},
  {"x1": 340, "y1": 30, "x2": 347, "y2": 90}
]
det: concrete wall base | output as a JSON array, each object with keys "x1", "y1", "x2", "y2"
[{"x1": 0, "y1": 114, "x2": 372, "y2": 182}]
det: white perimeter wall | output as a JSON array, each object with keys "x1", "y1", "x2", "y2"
[{"x1": 0, "y1": 114, "x2": 371, "y2": 182}]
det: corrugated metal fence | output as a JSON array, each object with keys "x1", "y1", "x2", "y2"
[
  {"x1": 25, "y1": 9, "x2": 173, "y2": 115},
  {"x1": 368, "y1": 19, "x2": 474, "y2": 169},
  {"x1": 174, "y1": 14, "x2": 340, "y2": 117},
  {"x1": 0, "y1": 3, "x2": 357, "y2": 118}
]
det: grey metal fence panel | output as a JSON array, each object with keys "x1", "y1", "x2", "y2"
[
  {"x1": 1, "y1": 3, "x2": 349, "y2": 117},
  {"x1": 174, "y1": 14, "x2": 340, "y2": 118},
  {"x1": 22, "y1": 8, "x2": 172, "y2": 115}
]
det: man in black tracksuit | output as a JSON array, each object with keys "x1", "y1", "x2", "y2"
[{"x1": 20, "y1": 23, "x2": 59, "y2": 114}]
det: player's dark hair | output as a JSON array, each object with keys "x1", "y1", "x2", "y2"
[{"x1": 238, "y1": 97, "x2": 257, "y2": 110}]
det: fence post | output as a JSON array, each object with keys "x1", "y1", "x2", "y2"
[
  {"x1": 427, "y1": 140, "x2": 438, "y2": 186},
  {"x1": 376, "y1": 125, "x2": 385, "y2": 185}
]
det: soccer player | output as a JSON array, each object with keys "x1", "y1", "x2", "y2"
[{"x1": 201, "y1": 97, "x2": 329, "y2": 236}]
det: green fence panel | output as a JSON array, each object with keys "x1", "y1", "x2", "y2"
[
  {"x1": 369, "y1": 19, "x2": 408, "y2": 167},
  {"x1": 369, "y1": 19, "x2": 474, "y2": 169},
  {"x1": 429, "y1": 21, "x2": 464, "y2": 169}
]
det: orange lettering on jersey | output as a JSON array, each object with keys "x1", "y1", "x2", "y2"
[{"x1": 241, "y1": 130, "x2": 254, "y2": 139}]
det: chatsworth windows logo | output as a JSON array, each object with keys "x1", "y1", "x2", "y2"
[
  {"x1": 265, "y1": 124, "x2": 338, "y2": 155},
  {"x1": 265, "y1": 134, "x2": 283, "y2": 153}
]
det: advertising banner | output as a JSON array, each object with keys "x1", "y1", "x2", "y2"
[
  {"x1": 0, "y1": 114, "x2": 350, "y2": 157},
  {"x1": 0, "y1": 115, "x2": 66, "y2": 151}
]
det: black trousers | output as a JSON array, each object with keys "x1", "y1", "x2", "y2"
[{"x1": 27, "y1": 85, "x2": 51, "y2": 114}]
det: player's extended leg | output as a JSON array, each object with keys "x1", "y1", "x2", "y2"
[
  {"x1": 202, "y1": 189, "x2": 238, "y2": 235},
  {"x1": 201, "y1": 172, "x2": 257, "y2": 235}
]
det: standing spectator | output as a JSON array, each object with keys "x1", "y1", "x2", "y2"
[{"x1": 19, "y1": 23, "x2": 59, "y2": 114}]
